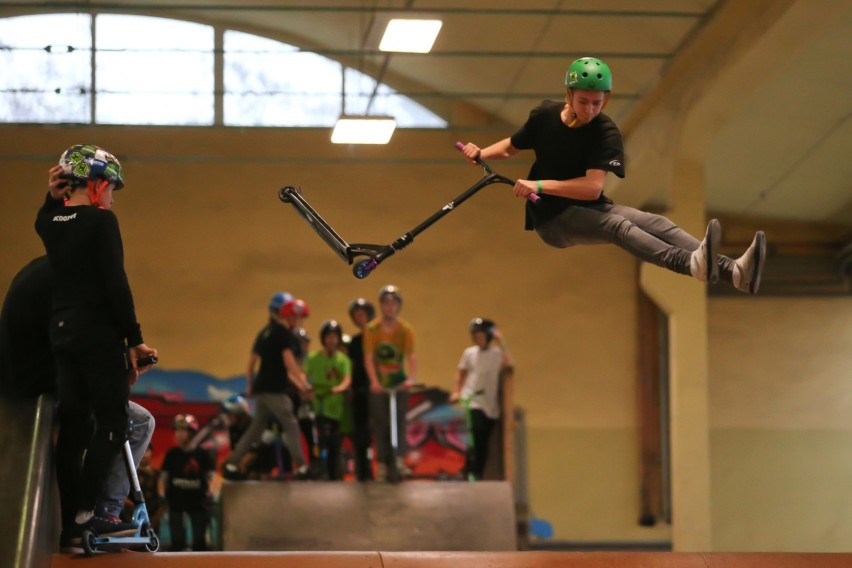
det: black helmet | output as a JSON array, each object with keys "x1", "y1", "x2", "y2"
[
  {"x1": 320, "y1": 320, "x2": 343, "y2": 341},
  {"x1": 348, "y1": 297, "x2": 376, "y2": 320},
  {"x1": 379, "y1": 285, "x2": 402, "y2": 305},
  {"x1": 294, "y1": 327, "x2": 311, "y2": 342},
  {"x1": 469, "y1": 317, "x2": 496, "y2": 343}
]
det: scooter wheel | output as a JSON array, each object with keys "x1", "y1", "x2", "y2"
[
  {"x1": 353, "y1": 258, "x2": 378, "y2": 279},
  {"x1": 278, "y1": 186, "x2": 300, "y2": 204},
  {"x1": 145, "y1": 529, "x2": 160, "y2": 553},
  {"x1": 81, "y1": 529, "x2": 98, "y2": 556}
]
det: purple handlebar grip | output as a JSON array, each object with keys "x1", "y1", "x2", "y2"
[{"x1": 455, "y1": 141, "x2": 465, "y2": 151}]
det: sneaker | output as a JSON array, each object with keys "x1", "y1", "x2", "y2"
[
  {"x1": 293, "y1": 464, "x2": 311, "y2": 480},
  {"x1": 222, "y1": 462, "x2": 245, "y2": 481},
  {"x1": 690, "y1": 219, "x2": 721, "y2": 283},
  {"x1": 59, "y1": 527, "x2": 83, "y2": 553},
  {"x1": 733, "y1": 231, "x2": 766, "y2": 294},
  {"x1": 77, "y1": 514, "x2": 137, "y2": 538}
]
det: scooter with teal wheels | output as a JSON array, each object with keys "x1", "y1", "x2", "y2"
[{"x1": 82, "y1": 356, "x2": 161, "y2": 555}]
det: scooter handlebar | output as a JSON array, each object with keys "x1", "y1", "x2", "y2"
[{"x1": 455, "y1": 141, "x2": 540, "y2": 203}]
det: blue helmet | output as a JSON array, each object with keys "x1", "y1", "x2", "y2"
[{"x1": 268, "y1": 291, "x2": 293, "y2": 315}]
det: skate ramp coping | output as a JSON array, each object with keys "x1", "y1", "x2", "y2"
[
  {"x1": 50, "y1": 551, "x2": 852, "y2": 568},
  {"x1": 0, "y1": 394, "x2": 58, "y2": 568},
  {"x1": 220, "y1": 480, "x2": 516, "y2": 551}
]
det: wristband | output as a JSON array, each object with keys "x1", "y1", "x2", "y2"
[{"x1": 536, "y1": 180, "x2": 543, "y2": 194}]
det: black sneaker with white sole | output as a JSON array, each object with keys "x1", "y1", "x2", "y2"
[
  {"x1": 59, "y1": 527, "x2": 83, "y2": 553},
  {"x1": 76, "y1": 514, "x2": 137, "y2": 538}
]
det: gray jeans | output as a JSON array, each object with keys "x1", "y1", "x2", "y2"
[
  {"x1": 535, "y1": 203, "x2": 735, "y2": 278},
  {"x1": 100, "y1": 400, "x2": 154, "y2": 518},
  {"x1": 227, "y1": 392, "x2": 305, "y2": 469}
]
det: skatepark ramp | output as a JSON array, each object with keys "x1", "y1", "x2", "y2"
[
  {"x1": 0, "y1": 395, "x2": 59, "y2": 568},
  {"x1": 220, "y1": 480, "x2": 517, "y2": 551}
]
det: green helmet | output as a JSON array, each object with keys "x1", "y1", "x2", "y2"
[
  {"x1": 58, "y1": 144, "x2": 125, "y2": 190},
  {"x1": 565, "y1": 57, "x2": 612, "y2": 91}
]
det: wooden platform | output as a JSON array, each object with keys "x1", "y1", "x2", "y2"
[
  {"x1": 51, "y1": 551, "x2": 852, "y2": 568},
  {"x1": 220, "y1": 480, "x2": 517, "y2": 551}
]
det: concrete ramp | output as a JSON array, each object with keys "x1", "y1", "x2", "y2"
[{"x1": 220, "y1": 481, "x2": 516, "y2": 551}]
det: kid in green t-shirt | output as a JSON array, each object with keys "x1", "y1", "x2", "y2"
[{"x1": 303, "y1": 320, "x2": 351, "y2": 480}]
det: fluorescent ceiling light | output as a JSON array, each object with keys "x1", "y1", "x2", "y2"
[
  {"x1": 331, "y1": 116, "x2": 397, "y2": 144},
  {"x1": 379, "y1": 18, "x2": 442, "y2": 53}
]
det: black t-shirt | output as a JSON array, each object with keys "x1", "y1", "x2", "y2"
[
  {"x1": 251, "y1": 322, "x2": 298, "y2": 394},
  {"x1": 34, "y1": 194, "x2": 143, "y2": 346},
  {"x1": 0, "y1": 256, "x2": 56, "y2": 397},
  {"x1": 510, "y1": 100, "x2": 626, "y2": 230},
  {"x1": 161, "y1": 446, "x2": 214, "y2": 502}
]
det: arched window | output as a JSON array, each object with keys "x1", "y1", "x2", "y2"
[{"x1": 0, "y1": 13, "x2": 447, "y2": 128}]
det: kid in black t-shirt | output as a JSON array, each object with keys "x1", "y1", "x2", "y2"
[
  {"x1": 458, "y1": 57, "x2": 766, "y2": 295},
  {"x1": 159, "y1": 414, "x2": 214, "y2": 551}
]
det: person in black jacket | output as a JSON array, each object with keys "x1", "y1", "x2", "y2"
[
  {"x1": 458, "y1": 57, "x2": 766, "y2": 294},
  {"x1": 346, "y1": 298, "x2": 376, "y2": 481},
  {"x1": 223, "y1": 296, "x2": 312, "y2": 480},
  {"x1": 37, "y1": 144, "x2": 157, "y2": 541}
]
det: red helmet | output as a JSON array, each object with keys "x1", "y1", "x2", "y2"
[{"x1": 280, "y1": 298, "x2": 310, "y2": 318}]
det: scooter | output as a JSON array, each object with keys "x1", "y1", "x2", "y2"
[
  {"x1": 279, "y1": 142, "x2": 539, "y2": 279},
  {"x1": 81, "y1": 355, "x2": 160, "y2": 555}
]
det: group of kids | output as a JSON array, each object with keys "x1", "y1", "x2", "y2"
[
  {"x1": 220, "y1": 286, "x2": 512, "y2": 484},
  {"x1": 0, "y1": 54, "x2": 765, "y2": 552}
]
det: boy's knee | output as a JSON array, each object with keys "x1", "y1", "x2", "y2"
[{"x1": 97, "y1": 410, "x2": 130, "y2": 448}]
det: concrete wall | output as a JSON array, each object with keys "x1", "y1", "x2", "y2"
[{"x1": 709, "y1": 298, "x2": 852, "y2": 551}]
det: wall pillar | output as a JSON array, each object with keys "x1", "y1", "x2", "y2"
[{"x1": 639, "y1": 160, "x2": 712, "y2": 551}]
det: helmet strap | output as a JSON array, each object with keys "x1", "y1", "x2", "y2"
[{"x1": 86, "y1": 179, "x2": 110, "y2": 209}]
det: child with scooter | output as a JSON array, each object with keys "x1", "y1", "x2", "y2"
[
  {"x1": 363, "y1": 285, "x2": 417, "y2": 482},
  {"x1": 450, "y1": 318, "x2": 513, "y2": 480},
  {"x1": 302, "y1": 320, "x2": 352, "y2": 480}
]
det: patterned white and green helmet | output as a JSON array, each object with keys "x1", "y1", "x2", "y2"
[{"x1": 58, "y1": 144, "x2": 124, "y2": 190}]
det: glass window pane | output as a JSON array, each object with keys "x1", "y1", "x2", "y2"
[
  {"x1": 95, "y1": 15, "x2": 213, "y2": 125},
  {"x1": 0, "y1": 14, "x2": 91, "y2": 123},
  {"x1": 344, "y1": 69, "x2": 446, "y2": 128},
  {"x1": 224, "y1": 31, "x2": 342, "y2": 127}
]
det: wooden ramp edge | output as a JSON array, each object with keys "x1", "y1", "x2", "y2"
[{"x1": 52, "y1": 551, "x2": 852, "y2": 568}]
